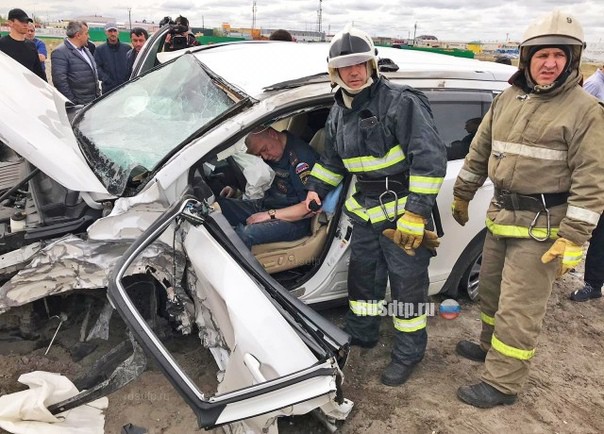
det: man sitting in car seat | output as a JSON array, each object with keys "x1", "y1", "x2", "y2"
[{"x1": 217, "y1": 126, "x2": 319, "y2": 248}]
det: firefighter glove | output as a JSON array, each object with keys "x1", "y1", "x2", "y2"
[
  {"x1": 451, "y1": 196, "x2": 469, "y2": 226},
  {"x1": 540, "y1": 237, "x2": 583, "y2": 277},
  {"x1": 393, "y1": 211, "x2": 426, "y2": 251},
  {"x1": 383, "y1": 229, "x2": 440, "y2": 256}
]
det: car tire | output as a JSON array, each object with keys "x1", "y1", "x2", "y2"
[
  {"x1": 459, "y1": 246, "x2": 482, "y2": 301},
  {"x1": 445, "y1": 229, "x2": 485, "y2": 301}
]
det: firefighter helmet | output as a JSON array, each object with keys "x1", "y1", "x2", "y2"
[
  {"x1": 327, "y1": 25, "x2": 378, "y2": 83},
  {"x1": 521, "y1": 10, "x2": 584, "y2": 48},
  {"x1": 519, "y1": 10, "x2": 585, "y2": 69}
]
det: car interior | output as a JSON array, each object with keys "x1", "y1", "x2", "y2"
[
  {"x1": 197, "y1": 105, "x2": 345, "y2": 287},
  {"x1": 194, "y1": 90, "x2": 493, "y2": 287}
]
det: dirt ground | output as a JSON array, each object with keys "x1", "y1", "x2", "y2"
[{"x1": 0, "y1": 268, "x2": 603, "y2": 434}]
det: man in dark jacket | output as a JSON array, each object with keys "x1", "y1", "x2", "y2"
[
  {"x1": 126, "y1": 27, "x2": 148, "y2": 76},
  {"x1": 163, "y1": 16, "x2": 199, "y2": 52},
  {"x1": 94, "y1": 23, "x2": 130, "y2": 93},
  {"x1": 51, "y1": 21, "x2": 100, "y2": 105},
  {"x1": 305, "y1": 25, "x2": 446, "y2": 387}
]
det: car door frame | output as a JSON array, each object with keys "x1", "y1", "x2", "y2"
[{"x1": 107, "y1": 196, "x2": 350, "y2": 429}]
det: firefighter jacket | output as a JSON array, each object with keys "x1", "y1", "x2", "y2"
[
  {"x1": 454, "y1": 70, "x2": 604, "y2": 245},
  {"x1": 307, "y1": 77, "x2": 446, "y2": 226}
]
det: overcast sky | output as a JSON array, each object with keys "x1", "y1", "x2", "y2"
[{"x1": 14, "y1": 0, "x2": 604, "y2": 42}]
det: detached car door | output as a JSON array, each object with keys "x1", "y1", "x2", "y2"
[{"x1": 109, "y1": 197, "x2": 352, "y2": 432}]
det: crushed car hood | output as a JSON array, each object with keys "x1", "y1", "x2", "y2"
[{"x1": 0, "y1": 52, "x2": 109, "y2": 195}]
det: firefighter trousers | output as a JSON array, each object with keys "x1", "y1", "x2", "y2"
[
  {"x1": 477, "y1": 231, "x2": 559, "y2": 394},
  {"x1": 584, "y1": 213, "x2": 604, "y2": 289},
  {"x1": 346, "y1": 221, "x2": 431, "y2": 366}
]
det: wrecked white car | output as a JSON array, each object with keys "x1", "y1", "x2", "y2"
[{"x1": 0, "y1": 43, "x2": 514, "y2": 431}]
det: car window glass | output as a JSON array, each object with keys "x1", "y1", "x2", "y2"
[
  {"x1": 76, "y1": 54, "x2": 240, "y2": 195},
  {"x1": 428, "y1": 99, "x2": 488, "y2": 161}
]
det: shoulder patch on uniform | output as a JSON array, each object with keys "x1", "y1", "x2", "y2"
[{"x1": 295, "y1": 162, "x2": 310, "y2": 174}]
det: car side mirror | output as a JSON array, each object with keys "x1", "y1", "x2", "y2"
[{"x1": 378, "y1": 58, "x2": 399, "y2": 72}]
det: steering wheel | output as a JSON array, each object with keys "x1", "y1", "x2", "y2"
[{"x1": 226, "y1": 156, "x2": 247, "y2": 192}]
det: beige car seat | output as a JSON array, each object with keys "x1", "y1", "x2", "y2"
[
  {"x1": 270, "y1": 113, "x2": 310, "y2": 139},
  {"x1": 251, "y1": 126, "x2": 331, "y2": 274}
]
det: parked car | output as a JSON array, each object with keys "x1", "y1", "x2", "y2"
[{"x1": 0, "y1": 43, "x2": 514, "y2": 432}]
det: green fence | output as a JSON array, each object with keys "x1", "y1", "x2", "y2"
[
  {"x1": 1, "y1": 29, "x2": 247, "y2": 46},
  {"x1": 392, "y1": 45, "x2": 475, "y2": 59}
]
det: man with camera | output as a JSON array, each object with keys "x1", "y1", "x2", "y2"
[{"x1": 162, "y1": 16, "x2": 200, "y2": 52}]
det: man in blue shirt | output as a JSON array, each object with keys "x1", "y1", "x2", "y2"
[
  {"x1": 218, "y1": 127, "x2": 319, "y2": 248},
  {"x1": 25, "y1": 22, "x2": 47, "y2": 72}
]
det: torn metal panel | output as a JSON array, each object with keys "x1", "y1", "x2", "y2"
[
  {"x1": 86, "y1": 184, "x2": 169, "y2": 242},
  {"x1": 0, "y1": 241, "x2": 43, "y2": 275},
  {"x1": 85, "y1": 299, "x2": 114, "y2": 342},
  {"x1": 0, "y1": 233, "x2": 185, "y2": 314}
]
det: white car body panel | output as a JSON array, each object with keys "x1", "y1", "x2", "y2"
[
  {"x1": 182, "y1": 222, "x2": 351, "y2": 430},
  {"x1": 0, "y1": 52, "x2": 109, "y2": 195},
  {"x1": 157, "y1": 42, "x2": 513, "y2": 95}
]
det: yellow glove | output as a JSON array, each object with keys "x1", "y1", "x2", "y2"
[
  {"x1": 394, "y1": 211, "x2": 426, "y2": 251},
  {"x1": 383, "y1": 229, "x2": 440, "y2": 256},
  {"x1": 540, "y1": 238, "x2": 583, "y2": 277},
  {"x1": 451, "y1": 196, "x2": 469, "y2": 226}
]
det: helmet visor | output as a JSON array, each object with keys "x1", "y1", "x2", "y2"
[{"x1": 328, "y1": 52, "x2": 373, "y2": 69}]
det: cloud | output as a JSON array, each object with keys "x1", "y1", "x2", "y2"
[{"x1": 15, "y1": 0, "x2": 603, "y2": 42}]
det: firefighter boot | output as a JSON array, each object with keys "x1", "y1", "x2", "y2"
[
  {"x1": 380, "y1": 361, "x2": 416, "y2": 386},
  {"x1": 343, "y1": 323, "x2": 379, "y2": 349},
  {"x1": 457, "y1": 382, "x2": 517, "y2": 408},
  {"x1": 349, "y1": 337, "x2": 378, "y2": 348},
  {"x1": 456, "y1": 340, "x2": 487, "y2": 362}
]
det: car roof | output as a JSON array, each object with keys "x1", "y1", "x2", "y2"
[{"x1": 157, "y1": 41, "x2": 516, "y2": 98}]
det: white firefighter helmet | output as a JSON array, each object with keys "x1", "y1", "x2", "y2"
[
  {"x1": 521, "y1": 10, "x2": 584, "y2": 48},
  {"x1": 519, "y1": 10, "x2": 585, "y2": 69},
  {"x1": 327, "y1": 25, "x2": 378, "y2": 83}
]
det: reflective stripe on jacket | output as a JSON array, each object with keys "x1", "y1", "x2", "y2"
[
  {"x1": 454, "y1": 71, "x2": 604, "y2": 244},
  {"x1": 307, "y1": 77, "x2": 446, "y2": 224}
]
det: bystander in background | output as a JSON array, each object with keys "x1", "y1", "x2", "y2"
[
  {"x1": 25, "y1": 22, "x2": 47, "y2": 73},
  {"x1": 269, "y1": 29, "x2": 293, "y2": 41},
  {"x1": 569, "y1": 64, "x2": 604, "y2": 302},
  {"x1": 94, "y1": 23, "x2": 130, "y2": 92},
  {"x1": 126, "y1": 27, "x2": 148, "y2": 76},
  {"x1": 51, "y1": 21, "x2": 100, "y2": 105},
  {"x1": 0, "y1": 8, "x2": 46, "y2": 81}
]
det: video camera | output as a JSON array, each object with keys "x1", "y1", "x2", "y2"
[{"x1": 161, "y1": 15, "x2": 192, "y2": 51}]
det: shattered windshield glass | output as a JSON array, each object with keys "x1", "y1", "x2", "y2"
[{"x1": 75, "y1": 54, "x2": 241, "y2": 195}]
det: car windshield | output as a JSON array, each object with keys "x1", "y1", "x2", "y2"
[{"x1": 74, "y1": 54, "x2": 241, "y2": 195}]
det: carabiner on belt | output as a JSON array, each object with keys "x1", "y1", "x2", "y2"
[
  {"x1": 528, "y1": 194, "x2": 551, "y2": 242},
  {"x1": 379, "y1": 177, "x2": 398, "y2": 222}
]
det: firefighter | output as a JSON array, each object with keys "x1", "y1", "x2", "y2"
[
  {"x1": 452, "y1": 10, "x2": 604, "y2": 407},
  {"x1": 305, "y1": 25, "x2": 446, "y2": 386}
]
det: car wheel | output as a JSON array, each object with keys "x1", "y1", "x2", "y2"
[
  {"x1": 446, "y1": 229, "x2": 485, "y2": 302},
  {"x1": 459, "y1": 250, "x2": 482, "y2": 301}
]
